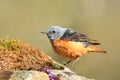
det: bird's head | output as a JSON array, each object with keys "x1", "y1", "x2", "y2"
[{"x1": 41, "y1": 26, "x2": 67, "y2": 40}]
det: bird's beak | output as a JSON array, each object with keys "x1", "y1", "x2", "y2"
[{"x1": 40, "y1": 31, "x2": 47, "y2": 34}]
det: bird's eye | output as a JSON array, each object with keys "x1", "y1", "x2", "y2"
[{"x1": 52, "y1": 31, "x2": 55, "y2": 33}]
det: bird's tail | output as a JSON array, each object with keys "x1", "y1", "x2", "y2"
[{"x1": 86, "y1": 45, "x2": 107, "y2": 53}]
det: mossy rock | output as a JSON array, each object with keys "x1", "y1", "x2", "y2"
[{"x1": 0, "y1": 38, "x2": 64, "y2": 71}]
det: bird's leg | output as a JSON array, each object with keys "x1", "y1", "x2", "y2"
[
  {"x1": 71, "y1": 58, "x2": 80, "y2": 65},
  {"x1": 63, "y1": 60, "x2": 72, "y2": 66},
  {"x1": 64, "y1": 58, "x2": 80, "y2": 66},
  {"x1": 64, "y1": 56, "x2": 82, "y2": 66}
]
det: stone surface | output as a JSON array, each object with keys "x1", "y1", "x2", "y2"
[
  {"x1": 9, "y1": 70, "x2": 49, "y2": 80},
  {"x1": 0, "y1": 70, "x2": 49, "y2": 80},
  {"x1": 51, "y1": 67, "x2": 94, "y2": 80},
  {"x1": 0, "y1": 69, "x2": 94, "y2": 80}
]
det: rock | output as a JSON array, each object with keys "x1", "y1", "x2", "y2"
[
  {"x1": 0, "y1": 70, "x2": 49, "y2": 80},
  {"x1": 10, "y1": 70, "x2": 49, "y2": 80},
  {"x1": 51, "y1": 67, "x2": 94, "y2": 80},
  {"x1": 0, "y1": 69, "x2": 94, "y2": 80}
]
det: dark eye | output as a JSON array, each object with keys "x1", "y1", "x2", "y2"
[{"x1": 52, "y1": 31, "x2": 55, "y2": 33}]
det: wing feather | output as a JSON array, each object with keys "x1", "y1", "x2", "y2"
[{"x1": 61, "y1": 29, "x2": 100, "y2": 45}]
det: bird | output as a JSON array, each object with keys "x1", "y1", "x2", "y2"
[{"x1": 41, "y1": 26, "x2": 107, "y2": 65}]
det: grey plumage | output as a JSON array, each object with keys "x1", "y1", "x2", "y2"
[{"x1": 46, "y1": 26, "x2": 67, "y2": 40}]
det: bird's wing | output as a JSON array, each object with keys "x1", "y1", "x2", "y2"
[{"x1": 61, "y1": 29, "x2": 100, "y2": 46}]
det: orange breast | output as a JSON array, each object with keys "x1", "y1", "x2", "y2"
[{"x1": 50, "y1": 38, "x2": 88, "y2": 60}]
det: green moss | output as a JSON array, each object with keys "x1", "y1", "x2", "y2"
[{"x1": 0, "y1": 38, "x2": 19, "y2": 51}]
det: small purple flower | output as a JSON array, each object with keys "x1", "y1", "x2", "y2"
[
  {"x1": 42, "y1": 68, "x2": 50, "y2": 74},
  {"x1": 48, "y1": 73, "x2": 54, "y2": 80},
  {"x1": 41, "y1": 68, "x2": 54, "y2": 80}
]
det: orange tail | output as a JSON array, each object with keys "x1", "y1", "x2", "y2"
[{"x1": 86, "y1": 45, "x2": 107, "y2": 53}]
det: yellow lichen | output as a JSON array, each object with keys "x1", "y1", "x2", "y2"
[{"x1": 0, "y1": 38, "x2": 19, "y2": 51}]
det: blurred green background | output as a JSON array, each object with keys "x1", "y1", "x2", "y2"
[{"x1": 0, "y1": 0, "x2": 120, "y2": 80}]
